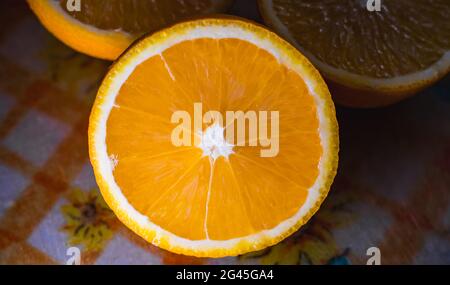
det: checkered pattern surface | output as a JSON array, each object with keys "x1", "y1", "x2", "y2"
[{"x1": 0, "y1": 1, "x2": 449, "y2": 265}]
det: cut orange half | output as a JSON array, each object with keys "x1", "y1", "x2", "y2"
[
  {"x1": 259, "y1": 0, "x2": 450, "y2": 107},
  {"x1": 88, "y1": 18, "x2": 339, "y2": 257},
  {"x1": 28, "y1": 0, "x2": 232, "y2": 60}
]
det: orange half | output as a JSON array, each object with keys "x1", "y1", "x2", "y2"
[
  {"x1": 259, "y1": 0, "x2": 450, "y2": 107},
  {"x1": 28, "y1": 0, "x2": 232, "y2": 60},
  {"x1": 88, "y1": 18, "x2": 339, "y2": 257}
]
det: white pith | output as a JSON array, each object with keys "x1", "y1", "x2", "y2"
[
  {"x1": 260, "y1": 0, "x2": 450, "y2": 91},
  {"x1": 91, "y1": 22, "x2": 334, "y2": 252},
  {"x1": 198, "y1": 123, "x2": 234, "y2": 161}
]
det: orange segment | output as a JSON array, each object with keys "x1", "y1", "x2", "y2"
[
  {"x1": 89, "y1": 18, "x2": 339, "y2": 257},
  {"x1": 210, "y1": 154, "x2": 309, "y2": 238},
  {"x1": 205, "y1": 157, "x2": 256, "y2": 240}
]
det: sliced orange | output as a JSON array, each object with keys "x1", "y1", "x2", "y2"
[
  {"x1": 259, "y1": 0, "x2": 450, "y2": 107},
  {"x1": 88, "y1": 18, "x2": 339, "y2": 257},
  {"x1": 28, "y1": 0, "x2": 232, "y2": 60}
]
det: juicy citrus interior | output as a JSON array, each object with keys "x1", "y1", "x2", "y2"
[
  {"x1": 259, "y1": 0, "x2": 450, "y2": 107},
  {"x1": 60, "y1": 0, "x2": 230, "y2": 35},
  {"x1": 108, "y1": 38, "x2": 322, "y2": 240},
  {"x1": 89, "y1": 18, "x2": 338, "y2": 257},
  {"x1": 28, "y1": 0, "x2": 232, "y2": 60},
  {"x1": 264, "y1": 0, "x2": 449, "y2": 78}
]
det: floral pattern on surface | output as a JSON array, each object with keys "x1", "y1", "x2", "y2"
[{"x1": 61, "y1": 189, "x2": 115, "y2": 252}]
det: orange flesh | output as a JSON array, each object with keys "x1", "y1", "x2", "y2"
[
  {"x1": 60, "y1": 0, "x2": 223, "y2": 35},
  {"x1": 105, "y1": 38, "x2": 322, "y2": 241},
  {"x1": 270, "y1": 0, "x2": 450, "y2": 78}
]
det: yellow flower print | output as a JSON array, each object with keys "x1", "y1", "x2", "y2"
[{"x1": 61, "y1": 188, "x2": 115, "y2": 251}]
